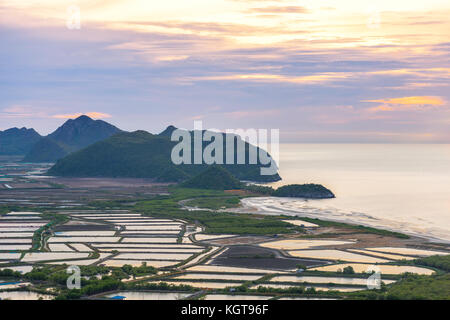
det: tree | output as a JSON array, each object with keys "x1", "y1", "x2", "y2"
[{"x1": 343, "y1": 266, "x2": 355, "y2": 274}]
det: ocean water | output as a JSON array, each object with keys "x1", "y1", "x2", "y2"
[{"x1": 248, "y1": 144, "x2": 450, "y2": 243}]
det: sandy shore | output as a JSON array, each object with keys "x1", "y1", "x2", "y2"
[{"x1": 230, "y1": 197, "x2": 450, "y2": 245}]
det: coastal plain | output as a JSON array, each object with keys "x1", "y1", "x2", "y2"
[{"x1": 0, "y1": 161, "x2": 449, "y2": 300}]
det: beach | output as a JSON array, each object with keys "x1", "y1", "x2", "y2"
[{"x1": 242, "y1": 144, "x2": 450, "y2": 243}]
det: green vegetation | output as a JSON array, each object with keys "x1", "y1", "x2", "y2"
[
  {"x1": 243, "y1": 183, "x2": 335, "y2": 199},
  {"x1": 32, "y1": 213, "x2": 70, "y2": 251},
  {"x1": 302, "y1": 270, "x2": 399, "y2": 280},
  {"x1": 0, "y1": 127, "x2": 42, "y2": 156},
  {"x1": 78, "y1": 265, "x2": 110, "y2": 277},
  {"x1": 4, "y1": 185, "x2": 446, "y2": 300},
  {"x1": 127, "y1": 281, "x2": 197, "y2": 292},
  {"x1": 342, "y1": 266, "x2": 355, "y2": 274},
  {"x1": 181, "y1": 166, "x2": 242, "y2": 190},
  {"x1": 348, "y1": 255, "x2": 450, "y2": 300},
  {"x1": 48, "y1": 128, "x2": 281, "y2": 182},
  {"x1": 0, "y1": 205, "x2": 33, "y2": 215},
  {"x1": 243, "y1": 184, "x2": 274, "y2": 195},
  {"x1": 110, "y1": 263, "x2": 158, "y2": 279},
  {"x1": 383, "y1": 273, "x2": 450, "y2": 300},
  {"x1": 135, "y1": 187, "x2": 300, "y2": 235},
  {"x1": 185, "y1": 196, "x2": 241, "y2": 210},
  {"x1": 23, "y1": 137, "x2": 68, "y2": 163},
  {"x1": 56, "y1": 278, "x2": 124, "y2": 299},
  {"x1": 15, "y1": 264, "x2": 160, "y2": 300},
  {"x1": 228, "y1": 284, "x2": 342, "y2": 298},
  {"x1": 273, "y1": 184, "x2": 335, "y2": 199},
  {"x1": 414, "y1": 254, "x2": 450, "y2": 272},
  {"x1": 0, "y1": 269, "x2": 22, "y2": 278},
  {"x1": 105, "y1": 186, "x2": 405, "y2": 238},
  {"x1": 157, "y1": 167, "x2": 190, "y2": 182},
  {"x1": 350, "y1": 273, "x2": 450, "y2": 300},
  {"x1": 23, "y1": 266, "x2": 54, "y2": 281}
]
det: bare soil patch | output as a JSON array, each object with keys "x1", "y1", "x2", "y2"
[{"x1": 209, "y1": 245, "x2": 327, "y2": 270}]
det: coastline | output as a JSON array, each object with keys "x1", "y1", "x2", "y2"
[{"x1": 231, "y1": 196, "x2": 450, "y2": 245}]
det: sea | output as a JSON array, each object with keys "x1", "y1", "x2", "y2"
[{"x1": 244, "y1": 144, "x2": 450, "y2": 243}]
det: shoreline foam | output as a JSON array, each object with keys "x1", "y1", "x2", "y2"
[{"x1": 234, "y1": 197, "x2": 450, "y2": 244}]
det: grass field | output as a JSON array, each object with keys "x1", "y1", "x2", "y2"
[{"x1": 134, "y1": 188, "x2": 302, "y2": 235}]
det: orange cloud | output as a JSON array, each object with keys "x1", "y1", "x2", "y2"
[
  {"x1": 364, "y1": 96, "x2": 445, "y2": 106},
  {"x1": 52, "y1": 112, "x2": 112, "y2": 119},
  {"x1": 188, "y1": 72, "x2": 351, "y2": 85},
  {"x1": 247, "y1": 6, "x2": 309, "y2": 14},
  {"x1": 363, "y1": 96, "x2": 447, "y2": 113}
]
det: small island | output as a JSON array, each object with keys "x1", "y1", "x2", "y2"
[
  {"x1": 273, "y1": 184, "x2": 335, "y2": 199},
  {"x1": 180, "y1": 166, "x2": 335, "y2": 199}
]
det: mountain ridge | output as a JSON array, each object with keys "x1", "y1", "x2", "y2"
[
  {"x1": 48, "y1": 127, "x2": 281, "y2": 183},
  {"x1": 0, "y1": 127, "x2": 42, "y2": 155},
  {"x1": 23, "y1": 115, "x2": 122, "y2": 162}
]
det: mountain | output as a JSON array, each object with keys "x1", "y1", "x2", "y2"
[
  {"x1": 48, "y1": 127, "x2": 281, "y2": 182},
  {"x1": 0, "y1": 127, "x2": 42, "y2": 155},
  {"x1": 158, "y1": 125, "x2": 177, "y2": 138},
  {"x1": 23, "y1": 115, "x2": 122, "y2": 162},
  {"x1": 46, "y1": 115, "x2": 121, "y2": 150},
  {"x1": 48, "y1": 130, "x2": 182, "y2": 178},
  {"x1": 181, "y1": 166, "x2": 242, "y2": 190},
  {"x1": 22, "y1": 138, "x2": 67, "y2": 163}
]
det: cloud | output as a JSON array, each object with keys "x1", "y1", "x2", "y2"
[
  {"x1": 363, "y1": 96, "x2": 446, "y2": 113},
  {"x1": 52, "y1": 112, "x2": 112, "y2": 119},
  {"x1": 116, "y1": 20, "x2": 309, "y2": 38},
  {"x1": 247, "y1": 6, "x2": 309, "y2": 14},
  {"x1": 0, "y1": 105, "x2": 50, "y2": 119},
  {"x1": 1, "y1": 2, "x2": 450, "y2": 142},
  {"x1": 0, "y1": 106, "x2": 34, "y2": 118},
  {"x1": 364, "y1": 96, "x2": 445, "y2": 106},
  {"x1": 186, "y1": 72, "x2": 352, "y2": 85}
]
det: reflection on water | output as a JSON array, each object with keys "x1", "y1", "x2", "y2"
[
  {"x1": 347, "y1": 249, "x2": 416, "y2": 261},
  {"x1": 105, "y1": 291, "x2": 191, "y2": 300},
  {"x1": 367, "y1": 247, "x2": 449, "y2": 256},
  {"x1": 249, "y1": 283, "x2": 364, "y2": 292},
  {"x1": 187, "y1": 265, "x2": 281, "y2": 274},
  {"x1": 270, "y1": 275, "x2": 395, "y2": 285},
  {"x1": 247, "y1": 143, "x2": 450, "y2": 242},
  {"x1": 310, "y1": 263, "x2": 434, "y2": 275},
  {"x1": 153, "y1": 281, "x2": 241, "y2": 289},
  {"x1": 260, "y1": 239, "x2": 354, "y2": 250},
  {"x1": 204, "y1": 294, "x2": 271, "y2": 300},
  {"x1": 174, "y1": 273, "x2": 261, "y2": 281},
  {"x1": 0, "y1": 291, "x2": 53, "y2": 300},
  {"x1": 287, "y1": 249, "x2": 390, "y2": 263}
]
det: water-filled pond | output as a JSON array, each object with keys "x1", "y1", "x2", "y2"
[{"x1": 103, "y1": 291, "x2": 193, "y2": 300}]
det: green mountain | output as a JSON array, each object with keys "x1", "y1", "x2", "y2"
[
  {"x1": 181, "y1": 166, "x2": 242, "y2": 190},
  {"x1": 162, "y1": 126, "x2": 281, "y2": 182},
  {"x1": 21, "y1": 138, "x2": 68, "y2": 163},
  {"x1": 158, "y1": 125, "x2": 177, "y2": 138},
  {"x1": 48, "y1": 130, "x2": 176, "y2": 178},
  {"x1": 48, "y1": 127, "x2": 281, "y2": 182},
  {"x1": 273, "y1": 184, "x2": 335, "y2": 199},
  {"x1": 23, "y1": 115, "x2": 122, "y2": 162},
  {"x1": 0, "y1": 127, "x2": 42, "y2": 155}
]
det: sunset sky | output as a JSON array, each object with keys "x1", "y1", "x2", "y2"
[{"x1": 1, "y1": 0, "x2": 449, "y2": 142}]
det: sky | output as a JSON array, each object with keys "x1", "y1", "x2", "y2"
[{"x1": 0, "y1": 0, "x2": 449, "y2": 142}]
